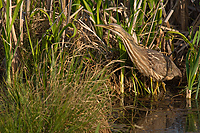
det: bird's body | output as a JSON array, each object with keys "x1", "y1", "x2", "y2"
[{"x1": 96, "y1": 23, "x2": 182, "y2": 81}]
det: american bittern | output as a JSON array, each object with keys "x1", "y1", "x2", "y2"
[{"x1": 96, "y1": 24, "x2": 182, "y2": 91}]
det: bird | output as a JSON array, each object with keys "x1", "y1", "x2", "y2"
[{"x1": 95, "y1": 23, "x2": 182, "y2": 92}]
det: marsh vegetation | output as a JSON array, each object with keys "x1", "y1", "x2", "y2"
[{"x1": 0, "y1": 0, "x2": 200, "y2": 132}]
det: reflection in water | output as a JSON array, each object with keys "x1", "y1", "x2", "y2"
[{"x1": 110, "y1": 97, "x2": 200, "y2": 133}]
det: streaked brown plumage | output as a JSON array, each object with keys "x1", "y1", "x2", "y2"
[{"x1": 96, "y1": 23, "x2": 182, "y2": 81}]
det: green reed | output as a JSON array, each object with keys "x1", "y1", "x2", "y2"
[
  {"x1": 1, "y1": 0, "x2": 22, "y2": 84},
  {"x1": 82, "y1": 0, "x2": 103, "y2": 37},
  {"x1": 168, "y1": 27, "x2": 200, "y2": 99}
]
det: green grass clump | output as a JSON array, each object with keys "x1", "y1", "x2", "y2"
[{"x1": 0, "y1": 53, "x2": 111, "y2": 132}]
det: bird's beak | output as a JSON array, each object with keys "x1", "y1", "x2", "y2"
[{"x1": 95, "y1": 24, "x2": 107, "y2": 28}]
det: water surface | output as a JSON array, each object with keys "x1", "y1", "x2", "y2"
[{"x1": 110, "y1": 94, "x2": 200, "y2": 133}]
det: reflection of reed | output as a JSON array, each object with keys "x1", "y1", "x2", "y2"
[
  {"x1": 185, "y1": 100, "x2": 200, "y2": 132},
  {"x1": 186, "y1": 98, "x2": 191, "y2": 108}
]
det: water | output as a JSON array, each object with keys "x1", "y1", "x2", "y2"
[{"x1": 110, "y1": 95, "x2": 200, "y2": 133}]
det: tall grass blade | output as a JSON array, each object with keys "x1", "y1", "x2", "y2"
[
  {"x1": 25, "y1": 17, "x2": 34, "y2": 57},
  {"x1": 191, "y1": 49, "x2": 200, "y2": 78},
  {"x1": 95, "y1": 123, "x2": 101, "y2": 133},
  {"x1": 58, "y1": 23, "x2": 77, "y2": 38},
  {"x1": 197, "y1": 28, "x2": 200, "y2": 46},
  {"x1": 167, "y1": 31, "x2": 193, "y2": 48},
  {"x1": 186, "y1": 51, "x2": 190, "y2": 82},
  {"x1": 82, "y1": 0, "x2": 95, "y2": 21},
  {"x1": 195, "y1": 69, "x2": 200, "y2": 99}
]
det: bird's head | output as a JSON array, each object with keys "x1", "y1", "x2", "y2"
[{"x1": 95, "y1": 23, "x2": 125, "y2": 37}]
